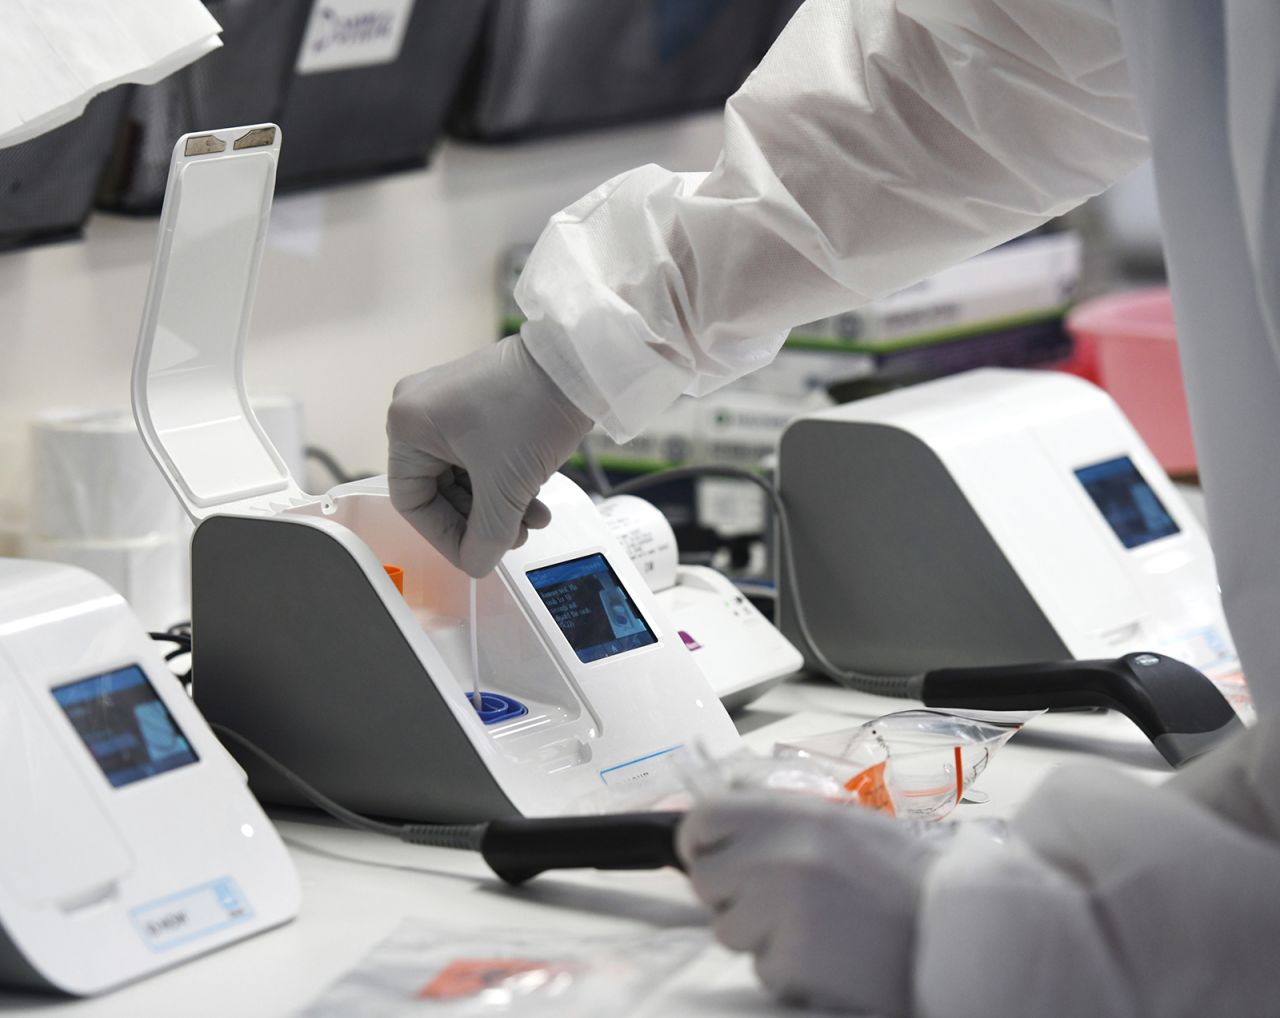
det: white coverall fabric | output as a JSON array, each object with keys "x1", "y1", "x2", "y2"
[
  {"x1": 517, "y1": 0, "x2": 1280, "y2": 1014},
  {"x1": 516, "y1": 0, "x2": 1148, "y2": 442},
  {"x1": 920, "y1": 6, "x2": 1280, "y2": 1015}
]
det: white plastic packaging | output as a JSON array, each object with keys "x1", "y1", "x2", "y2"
[{"x1": 301, "y1": 921, "x2": 710, "y2": 1017}]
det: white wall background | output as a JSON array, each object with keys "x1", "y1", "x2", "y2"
[{"x1": 0, "y1": 113, "x2": 725, "y2": 545}]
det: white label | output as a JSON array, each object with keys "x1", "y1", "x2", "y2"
[
  {"x1": 599, "y1": 746, "x2": 682, "y2": 787},
  {"x1": 131, "y1": 877, "x2": 253, "y2": 953},
  {"x1": 295, "y1": 0, "x2": 414, "y2": 74}
]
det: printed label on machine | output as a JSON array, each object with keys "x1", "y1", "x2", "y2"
[
  {"x1": 598, "y1": 746, "x2": 683, "y2": 787},
  {"x1": 130, "y1": 877, "x2": 254, "y2": 953}
]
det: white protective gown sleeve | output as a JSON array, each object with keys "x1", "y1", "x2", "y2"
[
  {"x1": 515, "y1": 0, "x2": 1149, "y2": 441},
  {"x1": 918, "y1": 726, "x2": 1280, "y2": 1018},
  {"x1": 918, "y1": 5, "x2": 1280, "y2": 1012}
]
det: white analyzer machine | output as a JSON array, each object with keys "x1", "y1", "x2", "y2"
[
  {"x1": 131, "y1": 124, "x2": 743, "y2": 825},
  {"x1": 0, "y1": 559, "x2": 298, "y2": 996},
  {"x1": 778, "y1": 368, "x2": 1241, "y2": 699},
  {"x1": 598, "y1": 493, "x2": 801, "y2": 710}
]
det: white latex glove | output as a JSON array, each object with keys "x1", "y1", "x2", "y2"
[
  {"x1": 678, "y1": 793, "x2": 937, "y2": 1016},
  {"x1": 387, "y1": 336, "x2": 593, "y2": 577}
]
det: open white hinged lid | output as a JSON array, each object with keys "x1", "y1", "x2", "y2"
[{"x1": 132, "y1": 124, "x2": 313, "y2": 521}]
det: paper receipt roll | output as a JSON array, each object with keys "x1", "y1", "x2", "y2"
[{"x1": 598, "y1": 495, "x2": 678, "y2": 593}]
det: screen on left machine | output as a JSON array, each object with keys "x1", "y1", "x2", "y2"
[{"x1": 53, "y1": 665, "x2": 198, "y2": 788}]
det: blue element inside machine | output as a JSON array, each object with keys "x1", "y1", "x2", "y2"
[{"x1": 469, "y1": 692, "x2": 529, "y2": 725}]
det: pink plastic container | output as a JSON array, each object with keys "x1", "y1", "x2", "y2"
[{"x1": 1066, "y1": 287, "x2": 1197, "y2": 477}]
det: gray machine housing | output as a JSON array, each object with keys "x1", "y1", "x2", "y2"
[
  {"x1": 0, "y1": 929, "x2": 50, "y2": 993},
  {"x1": 776, "y1": 418, "x2": 1069, "y2": 676},
  {"x1": 191, "y1": 515, "x2": 518, "y2": 824}
]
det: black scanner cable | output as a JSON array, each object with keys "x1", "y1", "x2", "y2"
[
  {"x1": 149, "y1": 629, "x2": 193, "y2": 689},
  {"x1": 210, "y1": 723, "x2": 685, "y2": 885}
]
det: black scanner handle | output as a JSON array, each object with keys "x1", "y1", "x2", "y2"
[
  {"x1": 480, "y1": 812, "x2": 685, "y2": 885},
  {"x1": 920, "y1": 652, "x2": 1244, "y2": 767}
]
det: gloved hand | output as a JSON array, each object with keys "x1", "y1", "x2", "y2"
[
  {"x1": 387, "y1": 336, "x2": 593, "y2": 577},
  {"x1": 678, "y1": 793, "x2": 938, "y2": 1016}
]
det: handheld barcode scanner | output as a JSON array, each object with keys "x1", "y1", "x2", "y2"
[
  {"x1": 132, "y1": 125, "x2": 741, "y2": 828},
  {"x1": 916, "y1": 652, "x2": 1244, "y2": 767}
]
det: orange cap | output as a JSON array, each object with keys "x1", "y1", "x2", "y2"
[{"x1": 383, "y1": 564, "x2": 405, "y2": 594}]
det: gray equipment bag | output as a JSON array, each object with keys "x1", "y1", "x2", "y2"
[
  {"x1": 0, "y1": 88, "x2": 130, "y2": 250},
  {"x1": 97, "y1": 0, "x2": 487, "y2": 211},
  {"x1": 450, "y1": 0, "x2": 804, "y2": 141},
  {"x1": 97, "y1": 0, "x2": 311, "y2": 214},
  {"x1": 275, "y1": 0, "x2": 491, "y2": 191}
]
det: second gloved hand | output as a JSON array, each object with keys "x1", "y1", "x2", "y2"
[
  {"x1": 678, "y1": 793, "x2": 938, "y2": 1016},
  {"x1": 387, "y1": 336, "x2": 593, "y2": 577}
]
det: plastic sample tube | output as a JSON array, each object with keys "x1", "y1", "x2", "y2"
[{"x1": 469, "y1": 577, "x2": 481, "y2": 709}]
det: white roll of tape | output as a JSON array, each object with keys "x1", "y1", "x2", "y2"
[
  {"x1": 20, "y1": 531, "x2": 190, "y2": 631},
  {"x1": 28, "y1": 409, "x2": 184, "y2": 541}
]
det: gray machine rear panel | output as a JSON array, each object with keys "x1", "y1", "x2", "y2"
[
  {"x1": 0, "y1": 923, "x2": 54, "y2": 994},
  {"x1": 192, "y1": 515, "x2": 517, "y2": 824},
  {"x1": 777, "y1": 419, "x2": 1069, "y2": 676}
]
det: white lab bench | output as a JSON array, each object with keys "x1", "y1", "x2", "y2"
[{"x1": 0, "y1": 677, "x2": 1170, "y2": 1018}]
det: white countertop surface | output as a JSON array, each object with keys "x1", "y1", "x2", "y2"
[{"x1": 0, "y1": 676, "x2": 1172, "y2": 1017}]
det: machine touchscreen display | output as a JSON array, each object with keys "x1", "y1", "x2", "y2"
[
  {"x1": 53, "y1": 665, "x2": 198, "y2": 788},
  {"x1": 1075, "y1": 455, "x2": 1181, "y2": 550},
  {"x1": 528, "y1": 553, "x2": 658, "y2": 663}
]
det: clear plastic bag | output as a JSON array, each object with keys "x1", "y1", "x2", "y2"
[
  {"x1": 570, "y1": 708, "x2": 1035, "y2": 821},
  {"x1": 301, "y1": 921, "x2": 709, "y2": 1017},
  {"x1": 776, "y1": 710, "x2": 1036, "y2": 821},
  {"x1": 679, "y1": 709, "x2": 1034, "y2": 820}
]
